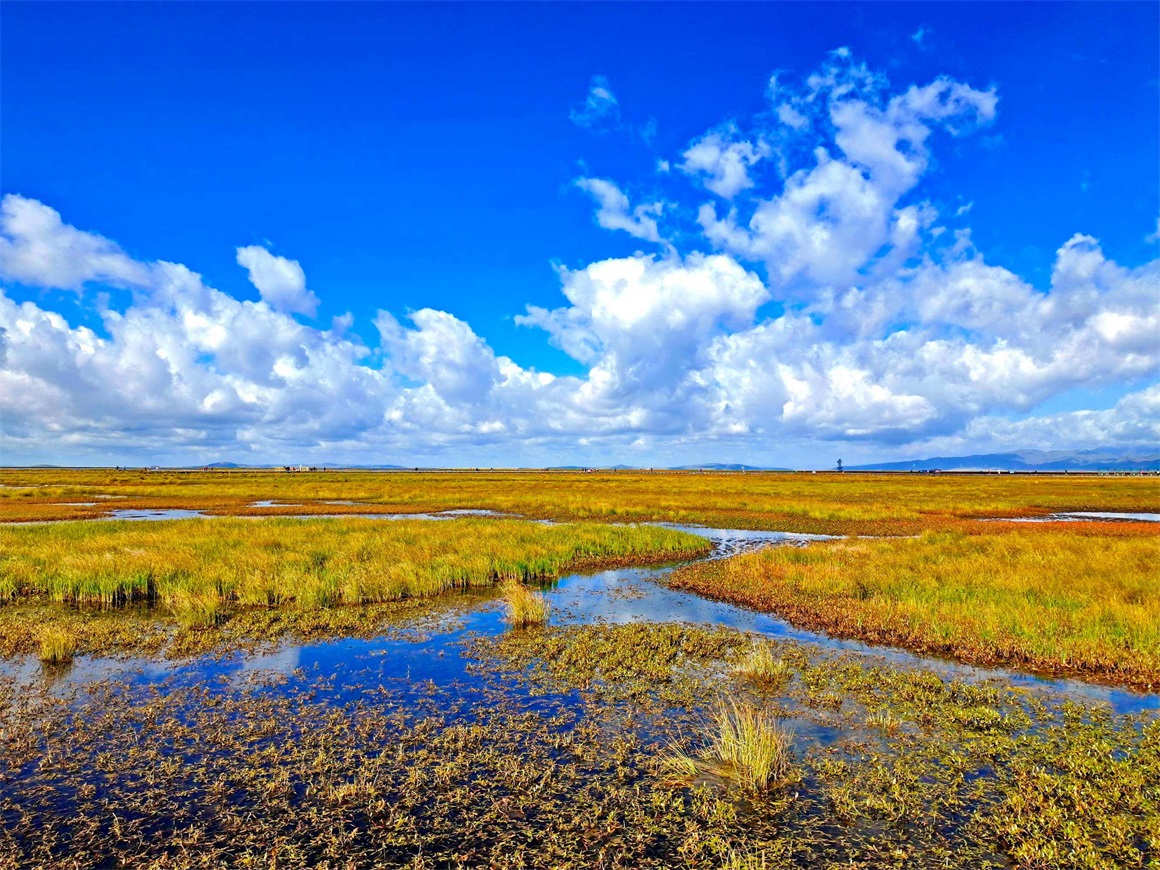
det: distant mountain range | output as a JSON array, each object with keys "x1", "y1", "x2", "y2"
[
  {"x1": 670, "y1": 463, "x2": 792, "y2": 471},
  {"x1": 71, "y1": 450, "x2": 1157, "y2": 473},
  {"x1": 199, "y1": 462, "x2": 408, "y2": 470},
  {"x1": 849, "y1": 449, "x2": 1159, "y2": 472}
]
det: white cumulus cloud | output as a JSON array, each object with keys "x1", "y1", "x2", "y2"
[
  {"x1": 1, "y1": 51, "x2": 1155, "y2": 467},
  {"x1": 680, "y1": 129, "x2": 770, "y2": 199},
  {"x1": 0, "y1": 194, "x2": 151, "y2": 290},
  {"x1": 236, "y1": 246, "x2": 320, "y2": 317}
]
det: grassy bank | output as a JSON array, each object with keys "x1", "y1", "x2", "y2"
[
  {"x1": 1, "y1": 468, "x2": 1155, "y2": 534},
  {"x1": 0, "y1": 517, "x2": 707, "y2": 653},
  {"x1": 668, "y1": 526, "x2": 1160, "y2": 690}
]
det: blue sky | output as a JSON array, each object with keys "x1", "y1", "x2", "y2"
[{"x1": 1, "y1": 2, "x2": 1157, "y2": 467}]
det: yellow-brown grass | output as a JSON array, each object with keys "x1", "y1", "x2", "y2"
[
  {"x1": 38, "y1": 626, "x2": 76, "y2": 663},
  {"x1": 0, "y1": 468, "x2": 1154, "y2": 535},
  {"x1": 670, "y1": 527, "x2": 1160, "y2": 690},
  {"x1": 0, "y1": 517, "x2": 707, "y2": 622},
  {"x1": 733, "y1": 643, "x2": 793, "y2": 687},
  {"x1": 663, "y1": 701, "x2": 794, "y2": 792},
  {"x1": 503, "y1": 582, "x2": 550, "y2": 628}
]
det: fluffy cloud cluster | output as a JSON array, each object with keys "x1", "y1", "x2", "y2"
[
  {"x1": 699, "y1": 64, "x2": 998, "y2": 291},
  {"x1": 681, "y1": 129, "x2": 771, "y2": 199},
  {"x1": 2, "y1": 52, "x2": 1156, "y2": 465}
]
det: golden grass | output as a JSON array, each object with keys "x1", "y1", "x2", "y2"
[
  {"x1": 733, "y1": 643, "x2": 793, "y2": 687},
  {"x1": 503, "y1": 582, "x2": 550, "y2": 628},
  {"x1": 664, "y1": 700, "x2": 794, "y2": 792},
  {"x1": 2, "y1": 470, "x2": 1155, "y2": 686},
  {"x1": 708, "y1": 702, "x2": 794, "y2": 791},
  {"x1": 0, "y1": 468, "x2": 1154, "y2": 535},
  {"x1": 733, "y1": 640, "x2": 798, "y2": 686},
  {"x1": 670, "y1": 527, "x2": 1160, "y2": 689},
  {"x1": 38, "y1": 626, "x2": 75, "y2": 663},
  {"x1": 0, "y1": 518, "x2": 707, "y2": 622}
]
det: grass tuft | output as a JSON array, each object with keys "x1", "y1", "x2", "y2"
[
  {"x1": 865, "y1": 708, "x2": 902, "y2": 736},
  {"x1": 504, "y1": 582, "x2": 550, "y2": 628},
  {"x1": 734, "y1": 643, "x2": 793, "y2": 687},
  {"x1": 664, "y1": 700, "x2": 794, "y2": 792},
  {"x1": 38, "y1": 626, "x2": 76, "y2": 663}
]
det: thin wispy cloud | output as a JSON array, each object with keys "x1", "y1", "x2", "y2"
[{"x1": 570, "y1": 75, "x2": 620, "y2": 130}]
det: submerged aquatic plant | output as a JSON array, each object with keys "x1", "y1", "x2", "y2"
[{"x1": 504, "y1": 582, "x2": 550, "y2": 628}]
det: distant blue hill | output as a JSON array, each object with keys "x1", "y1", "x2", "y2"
[
  {"x1": 850, "y1": 449, "x2": 1159, "y2": 472},
  {"x1": 108, "y1": 450, "x2": 1160, "y2": 473},
  {"x1": 194, "y1": 462, "x2": 409, "y2": 470},
  {"x1": 671, "y1": 463, "x2": 792, "y2": 471}
]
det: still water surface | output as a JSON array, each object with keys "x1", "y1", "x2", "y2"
[{"x1": 8, "y1": 523, "x2": 1155, "y2": 719}]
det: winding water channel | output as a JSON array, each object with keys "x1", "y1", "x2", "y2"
[
  {"x1": 6, "y1": 522, "x2": 1156, "y2": 718},
  {"x1": 4, "y1": 514, "x2": 1158, "y2": 869}
]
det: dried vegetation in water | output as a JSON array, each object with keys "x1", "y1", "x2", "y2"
[
  {"x1": 473, "y1": 622, "x2": 1160, "y2": 869},
  {"x1": 3, "y1": 622, "x2": 1155, "y2": 868}
]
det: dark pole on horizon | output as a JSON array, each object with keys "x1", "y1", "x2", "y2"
[{"x1": 837, "y1": 458, "x2": 843, "y2": 473}]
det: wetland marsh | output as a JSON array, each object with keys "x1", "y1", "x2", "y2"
[{"x1": 0, "y1": 470, "x2": 1157, "y2": 868}]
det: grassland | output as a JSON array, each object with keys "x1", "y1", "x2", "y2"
[
  {"x1": 1, "y1": 467, "x2": 1155, "y2": 534},
  {"x1": 669, "y1": 525, "x2": 1160, "y2": 690},
  {"x1": 0, "y1": 517, "x2": 706, "y2": 656},
  {"x1": 0, "y1": 469, "x2": 1156, "y2": 868},
  {"x1": 0, "y1": 469, "x2": 1156, "y2": 684}
]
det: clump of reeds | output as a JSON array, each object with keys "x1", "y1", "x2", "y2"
[
  {"x1": 734, "y1": 643, "x2": 793, "y2": 687},
  {"x1": 38, "y1": 626, "x2": 76, "y2": 663},
  {"x1": 663, "y1": 700, "x2": 794, "y2": 792},
  {"x1": 504, "y1": 582, "x2": 550, "y2": 628}
]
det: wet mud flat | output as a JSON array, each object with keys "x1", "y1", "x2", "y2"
[{"x1": 1, "y1": 528, "x2": 1157, "y2": 868}]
